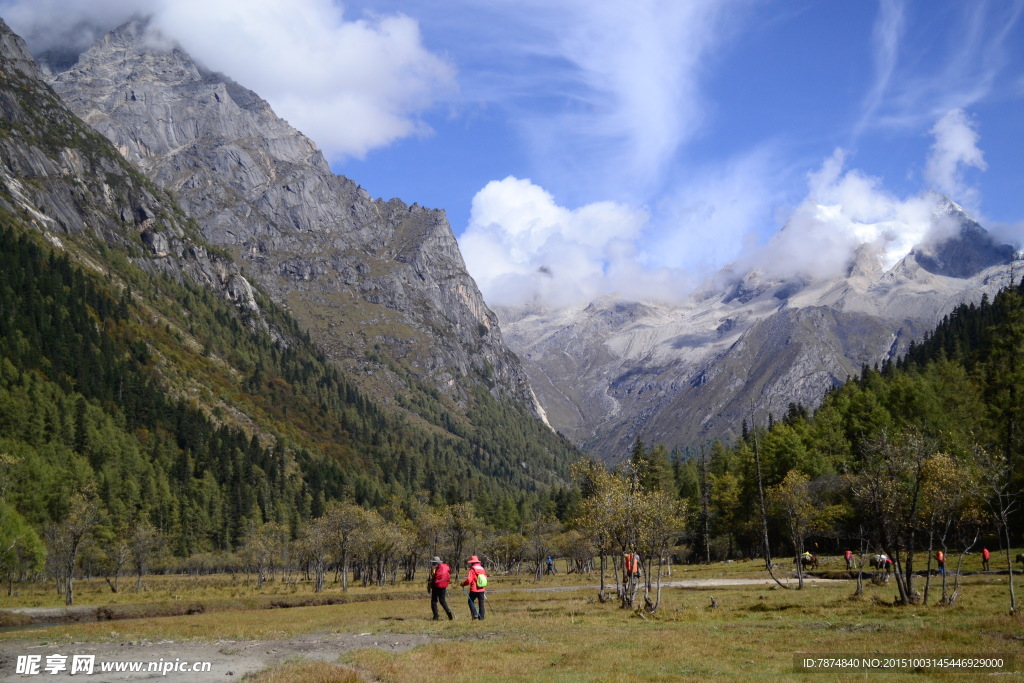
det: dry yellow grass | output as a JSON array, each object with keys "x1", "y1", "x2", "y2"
[{"x1": 2, "y1": 558, "x2": 1021, "y2": 680}]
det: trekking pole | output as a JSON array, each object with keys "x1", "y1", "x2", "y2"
[{"x1": 463, "y1": 587, "x2": 480, "y2": 619}]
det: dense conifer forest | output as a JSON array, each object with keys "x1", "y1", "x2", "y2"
[{"x1": 0, "y1": 222, "x2": 579, "y2": 570}]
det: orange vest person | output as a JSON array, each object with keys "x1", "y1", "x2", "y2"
[
  {"x1": 625, "y1": 552, "x2": 641, "y2": 577},
  {"x1": 461, "y1": 556, "x2": 487, "y2": 620}
]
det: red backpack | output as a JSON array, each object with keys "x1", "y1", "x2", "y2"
[{"x1": 433, "y1": 563, "x2": 450, "y2": 588}]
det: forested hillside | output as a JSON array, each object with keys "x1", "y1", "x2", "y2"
[{"x1": 0, "y1": 19, "x2": 579, "y2": 588}]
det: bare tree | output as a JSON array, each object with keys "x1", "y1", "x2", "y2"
[
  {"x1": 751, "y1": 427, "x2": 790, "y2": 589},
  {"x1": 128, "y1": 520, "x2": 162, "y2": 592},
  {"x1": 445, "y1": 502, "x2": 482, "y2": 578},
  {"x1": 101, "y1": 535, "x2": 131, "y2": 594},
  {"x1": 416, "y1": 506, "x2": 446, "y2": 559},
  {"x1": 298, "y1": 516, "x2": 334, "y2": 593},
  {"x1": 45, "y1": 493, "x2": 100, "y2": 605},
  {"x1": 241, "y1": 521, "x2": 288, "y2": 589},
  {"x1": 526, "y1": 515, "x2": 560, "y2": 580},
  {"x1": 322, "y1": 501, "x2": 366, "y2": 591},
  {"x1": 976, "y1": 445, "x2": 1019, "y2": 613}
]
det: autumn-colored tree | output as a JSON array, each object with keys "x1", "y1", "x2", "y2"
[
  {"x1": 851, "y1": 429, "x2": 933, "y2": 605},
  {"x1": 352, "y1": 510, "x2": 408, "y2": 587},
  {"x1": 635, "y1": 488, "x2": 688, "y2": 612},
  {"x1": 768, "y1": 471, "x2": 843, "y2": 589},
  {"x1": 241, "y1": 521, "x2": 288, "y2": 589},
  {"x1": 975, "y1": 444, "x2": 1019, "y2": 613},
  {"x1": 297, "y1": 516, "x2": 332, "y2": 593}
]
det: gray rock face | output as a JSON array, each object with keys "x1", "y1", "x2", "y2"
[
  {"x1": 0, "y1": 19, "x2": 260, "y2": 319},
  {"x1": 46, "y1": 21, "x2": 541, "y2": 414},
  {"x1": 498, "y1": 200, "x2": 1017, "y2": 461}
]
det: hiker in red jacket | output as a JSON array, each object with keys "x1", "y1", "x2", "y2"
[
  {"x1": 461, "y1": 555, "x2": 487, "y2": 620},
  {"x1": 427, "y1": 556, "x2": 453, "y2": 620},
  {"x1": 982, "y1": 547, "x2": 990, "y2": 572}
]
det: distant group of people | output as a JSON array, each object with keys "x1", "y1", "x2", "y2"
[
  {"x1": 841, "y1": 548, "x2": 994, "y2": 574},
  {"x1": 426, "y1": 555, "x2": 488, "y2": 621}
]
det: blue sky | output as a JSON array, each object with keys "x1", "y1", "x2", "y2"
[
  {"x1": 342, "y1": 1, "x2": 1024, "y2": 305},
  {"x1": 5, "y1": 0, "x2": 1023, "y2": 307}
]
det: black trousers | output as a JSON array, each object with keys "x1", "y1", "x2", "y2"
[
  {"x1": 431, "y1": 586, "x2": 453, "y2": 619},
  {"x1": 468, "y1": 591, "x2": 485, "y2": 619}
]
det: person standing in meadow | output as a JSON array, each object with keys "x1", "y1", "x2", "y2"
[
  {"x1": 427, "y1": 557, "x2": 454, "y2": 620},
  {"x1": 462, "y1": 555, "x2": 487, "y2": 620}
]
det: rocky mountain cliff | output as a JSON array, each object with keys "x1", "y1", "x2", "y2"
[
  {"x1": 498, "y1": 199, "x2": 1017, "y2": 461},
  {"x1": 0, "y1": 17, "x2": 576, "y2": 531},
  {"x1": 43, "y1": 20, "x2": 544, "y2": 421},
  {"x1": 0, "y1": 19, "x2": 261, "y2": 324}
]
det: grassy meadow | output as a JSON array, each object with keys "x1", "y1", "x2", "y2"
[{"x1": 1, "y1": 555, "x2": 1022, "y2": 681}]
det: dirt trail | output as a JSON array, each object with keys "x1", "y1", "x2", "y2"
[
  {"x1": 0, "y1": 631, "x2": 436, "y2": 682},
  {"x1": 517, "y1": 575, "x2": 843, "y2": 592}
]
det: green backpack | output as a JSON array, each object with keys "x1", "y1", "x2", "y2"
[{"x1": 475, "y1": 567, "x2": 488, "y2": 588}]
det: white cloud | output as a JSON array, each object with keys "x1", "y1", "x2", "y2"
[
  {"x1": 924, "y1": 108, "x2": 987, "y2": 208},
  {"x1": 460, "y1": 177, "x2": 685, "y2": 308},
  {"x1": 463, "y1": 106, "x2": 997, "y2": 311},
  {"x1": 742, "y1": 139, "x2": 975, "y2": 283},
  {"x1": 0, "y1": 0, "x2": 454, "y2": 161}
]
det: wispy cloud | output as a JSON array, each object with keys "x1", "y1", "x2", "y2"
[
  {"x1": 861, "y1": 0, "x2": 1024, "y2": 131},
  {"x1": 856, "y1": 0, "x2": 905, "y2": 134},
  {"x1": 415, "y1": 0, "x2": 749, "y2": 204}
]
